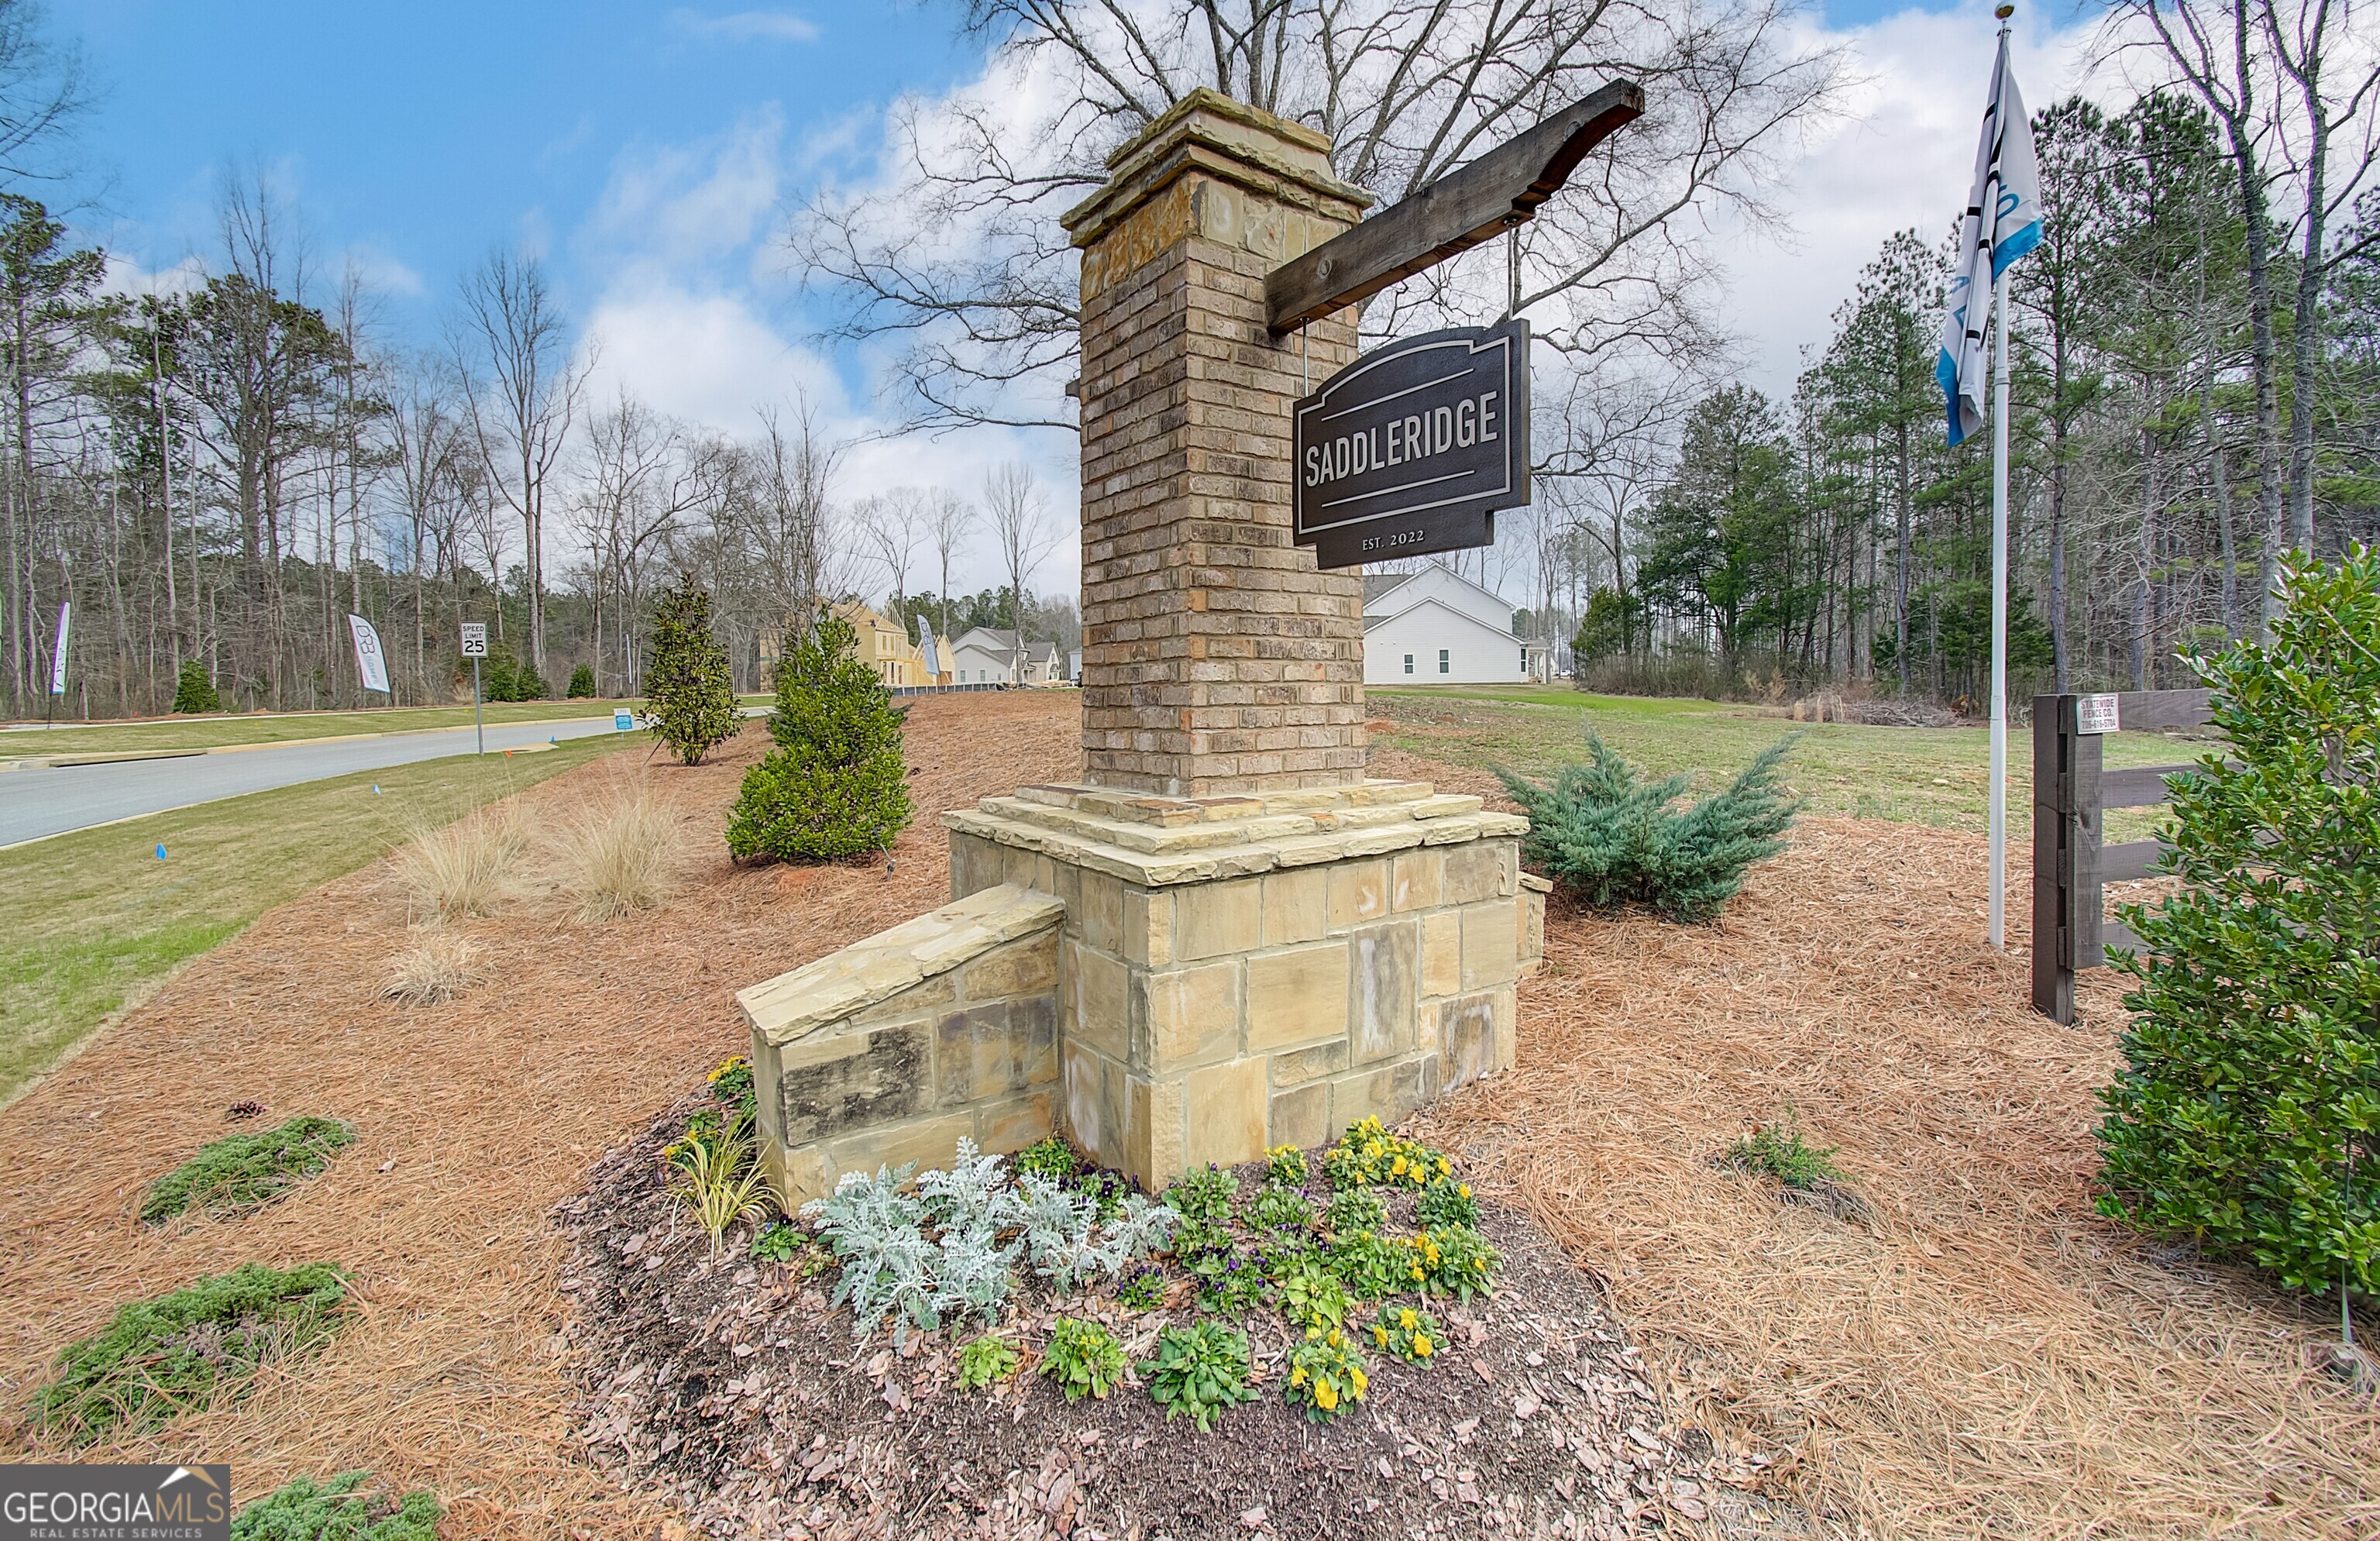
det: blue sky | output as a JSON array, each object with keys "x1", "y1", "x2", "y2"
[{"x1": 57, "y1": 0, "x2": 2098, "y2": 595}]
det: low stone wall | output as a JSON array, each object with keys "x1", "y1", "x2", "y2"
[
  {"x1": 737, "y1": 884, "x2": 1066, "y2": 1208},
  {"x1": 945, "y1": 779, "x2": 1542, "y2": 1191}
]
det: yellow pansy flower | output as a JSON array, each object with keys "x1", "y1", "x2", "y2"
[
  {"x1": 1399, "y1": 1309, "x2": 1418, "y2": 1329},
  {"x1": 1373, "y1": 1326, "x2": 1389, "y2": 1347},
  {"x1": 1413, "y1": 1334, "x2": 1432, "y2": 1357},
  {"x1": 1457, "y1": 1182, "x2": 1471, "y2": 1199},
  {"x1": 1291, "y1": 1365, "x2": 1306, "y2": 1385},
  {"x1": 1350, "y1": 1367, "x2": 1367, "y2": 1396},
  {"x1": 1316, "y1": 1381, "x2": 1339, "y2": 1411}
]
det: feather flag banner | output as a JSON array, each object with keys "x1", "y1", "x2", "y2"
[{"x1": 1937, "y1": 32, "x2": 2041, "y2": 447}]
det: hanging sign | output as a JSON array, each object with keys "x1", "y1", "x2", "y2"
[
  {"x1": 1293, "y1": 320, "x2": 1529, "y2": 569},
  {"x1": 2076, "y1": 693, "x2": 2120, "y2": 734}
]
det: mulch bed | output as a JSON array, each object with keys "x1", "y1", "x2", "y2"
[{"x1": 555, "y1": 1110, "x2": 1735, "y2": 1541}]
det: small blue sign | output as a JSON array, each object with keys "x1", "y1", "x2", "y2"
[{"x1": 614, "y1": 709, "x2": 635, "y2": 732}]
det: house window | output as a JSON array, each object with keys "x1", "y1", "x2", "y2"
[
  {"x1": 1403, "y1": 653, "x2": 1414, "y2": 675},
  {"x1": 1438, "y1": 649, "x2": 1450, "y2": 675}
]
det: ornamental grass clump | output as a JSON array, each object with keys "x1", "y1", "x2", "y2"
[
  {"x1": 548, "y1": 779, "x2": 688, "y2": 923},
  {"x1": 727, "y1": 610, "x2": 913, "y2": 861},
  {"x1": 390, "y1": 803, "x2": 530, "y2": 921},
  {"x1": 383, "y1": 931, "x2": 481, "y2": 1005},
  {"x1": 230, "y1": 1471, "x2": 441, "y2": 1541},
  {"x1": 139, "y1": 1116, "x2": 356, "y2": 1225},
  {"x1": 1496, "y1": 731, "x2": 1802, "y2": 921},
  {"x1": 1143, "y1": 1320, "x2": 1257, "y2": 1430},
  {"x1": 665, "y1": 1107, "x2": 769, "y2": 1261},
  {"x1": 2096, "y1": 545, "x2": 2380, "y2": 1304},
  {"x1": 33, "y1": 1262, "x2": 352, "y2": 1444}
]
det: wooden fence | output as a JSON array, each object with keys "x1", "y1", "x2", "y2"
[{"x1": 2029, "y1": 688, "x2": 2215, "y2": 1023}]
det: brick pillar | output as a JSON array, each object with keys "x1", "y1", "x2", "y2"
[{"x1": 1062, "y1": 89, "x2": 1372, "y2": 798}]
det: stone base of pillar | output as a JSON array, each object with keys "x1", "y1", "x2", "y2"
[{"x1": 944, "y1": 780, "x2": 1543, "y2": 1191}]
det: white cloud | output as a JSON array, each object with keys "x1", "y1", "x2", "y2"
[
  {"x1": 100, "y1": 250, "x2": 207, "y2": 298},
  {"x1": 584, "y1": 108, "x2": 786, "y2": 270},
  {"x1": 669, "y1": 9, "x2": 820, "y2": 43},
  {"x1": 339, "y1": 241, "x2": 424, "y2": 296},
  {"x1": 1708, "y1": 2, "x2": 2110, "y2": 397}
]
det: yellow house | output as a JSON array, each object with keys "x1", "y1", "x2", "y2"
[{"x1": 831, "y1": 601, "x2": 939, "y2": 688}]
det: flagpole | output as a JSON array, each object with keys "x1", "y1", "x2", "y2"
[{"x1": 1988, "y1": 4, "x2": 2015, "y2": 950}]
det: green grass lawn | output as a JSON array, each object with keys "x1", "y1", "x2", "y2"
[
  {"x1": 1371, "y1": 686, "x2": 2202, "y2": 841},
  {"x1": 0, "y1": 696, "x2": 770, "y2": 758},
  {"x1": 0, "y1": 731, "x2": 637, "y2": 1107}
]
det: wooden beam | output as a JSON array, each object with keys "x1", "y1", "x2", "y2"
[{"x1": 1265, "y1": 81, "x2": 1646, "y2": 333}]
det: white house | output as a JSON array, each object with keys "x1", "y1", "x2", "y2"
[
  {"x1": 946, "y1": 627, "x2": 1064, "y2": 686},
  {"x1": 1361, "y1": 566, "x2": 1543, "y2": 686}
]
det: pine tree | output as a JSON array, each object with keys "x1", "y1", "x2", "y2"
[
  {"x1": 726, "y1": 611, "x2": 914, "y2": 861},
  {"x1": 644, "y1": 576, "x2": 738, "y2": 766},
  {"x1": 566, "y1": 662, "x2": 597, "y2": 698},
  {"x1": 171, "y1": 659, "x2": 220, "y2": 714}
]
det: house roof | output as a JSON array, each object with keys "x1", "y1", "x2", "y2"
[
  {"x1": 951, "y1": 628, "x2": 1060, "y2": 666},
  {"x1": 1360, "y1": 562, "x2": 1516, "y2": 633},
  {"x1": 1361, "y1": 572, "x2": 1416, "y2": 607}
]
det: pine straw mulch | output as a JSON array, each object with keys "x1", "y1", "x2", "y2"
[
  {"x1": 1377, "y1": 745, "x2": 2380, "y2": 1539},
  {"x1": 557, "y1": 1126, "x2": 1738, "y2": 1541},
  {"x1": 0, "y1": 690, "x2": 1082, "y2": 1535}
]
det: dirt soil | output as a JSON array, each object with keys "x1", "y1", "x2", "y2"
[
  {"x1": 2, "y1": 693, "x2": 2371, "y2": 1540},
  {"x1": 1388, "y1": 747, "x2": 2380, "y2": 1539},
  {"x1": 557, "y1": 1110, "x2": 1768, "y2": 1541}
]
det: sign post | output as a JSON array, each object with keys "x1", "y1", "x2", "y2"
[
  {"x1": 1293, "y1": 321, "x2": 1530, "y2": 569},
  {"x1": 460, "y1": 623, "x2": 488, "y2": 757}
]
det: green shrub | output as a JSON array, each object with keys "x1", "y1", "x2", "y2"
[
  {"x1": 1721, "y1": 1109, "x2": 1843, "y2": 1192},
  {"x1": 172, "y1": 659, "x2": 221, "y2": 713},
  {"x1": 1143, "y1": 1320, "x2": 1256, "y2": 1430},
  {"x1": 1496, "y1": 731, "x2": 1803, "y2": 921},
  {"x1": 644, "y1": 576, "x2": 738, "y2": 765},
  {"x1": 566, "y1": 662, "x2": 597, "y2": 698},
  {"x1": 139, "y1": 1116, "x2": 356, "y2": 1225},
  {"x1": 231, "y1": 1472, "x2": 440, "y2": 1541},
  {"x1": 2096, "y1": 546, "x2": 2380, "y2": 1299},
  {"x1": 513, "y1": 664, "x2": 550, "y2": 701},
  {"x1": 1040, "y1": 1317, "x2": 1126, "y2": 1402},
  {"x1": 33, "y1": 1262, "x2": 352, "y2": 1443},
  {"x1": 725, "y1": 611, "x2": 913, "y2": 860},
  {"x1": 480, "y1": 646, "x2": 518, "y2": 702}
]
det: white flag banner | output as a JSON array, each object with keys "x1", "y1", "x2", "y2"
[
  {"x1": 1937, "y1": 32, "x2": 2042, "y2": 448},
  {"x1": 348, "y1": 614, "x2": 391, "y2": 695},
  {"x1": 48, "y1": 601, "x2": 67, "y2": 696},
  {"x1": 917, "y1": 614, "x2": 941, "y2": 678}
]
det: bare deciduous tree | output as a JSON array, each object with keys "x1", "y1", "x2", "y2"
[
  {"x1": 794, "y1": 0, "x2": 1844, "y2": 432},
  {"x1": 453, "y1": 249, "x2": 586, "y2": 673},
  {"x1": 983, "y1": 460, "x2": 1067, "y2": 681}
]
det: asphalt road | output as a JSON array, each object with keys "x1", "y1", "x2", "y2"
[{"x1": 0, "y1": 714, "x2": 637, "y2": 848}]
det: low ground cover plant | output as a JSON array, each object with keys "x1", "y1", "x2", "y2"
[
  {"x1": 230, "y1": 1471, "x2": 441, "y2": 1541},
  {"x1": 33, "y1": 1262, "x2": 352, "y2": 1443},
  {"x1": 140, "y1": 1116, "x2": 356, "y2": 1225},
  {"x1": 1144, "y1": 1319, "x2": 1256, "y2": 1429},
  {"x1": 957, "y1": 1333, "x2": 1020, "y2": 1391},
  {"x1": 1041, "y1": 1316, "x2": 1126, "y2": 1402},
  {"x1": 2097, "y1": 546, "x2": 2380, "y2": 1303},
  {"x1": 1497, "y1": 731, "x2": 1802, "y2": 921},
  {"x1": 1721, "y1": 1108, "x2": 1845, "y2": 1192},
  {"x1": 735, "y1": 1102, "x2": 1503, "y2": 1434}
]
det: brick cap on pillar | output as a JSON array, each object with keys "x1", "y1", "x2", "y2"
[{"x1": 1061, "y1": 87, "x2": 1372, "y2": 253}]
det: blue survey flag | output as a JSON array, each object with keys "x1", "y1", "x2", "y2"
[{"x1": 1937, "y1": 32, "x2": 2041, "y2": 447}]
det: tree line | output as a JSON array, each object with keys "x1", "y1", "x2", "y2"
[{"x1": 1525, "y1": 0, "x2": 2378, "y2": 704}]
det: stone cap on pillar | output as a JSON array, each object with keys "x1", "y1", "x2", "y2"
[{"x1": 1061, "y1": 88, "x2": 1372, "y2": 299}]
